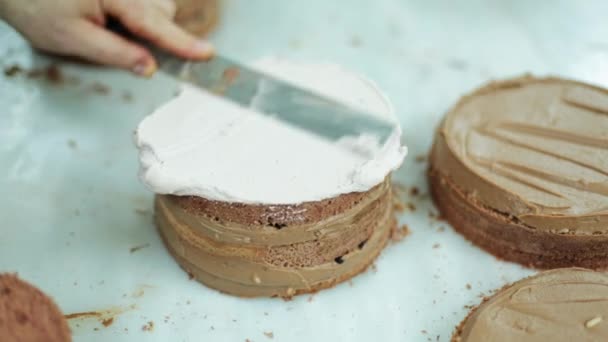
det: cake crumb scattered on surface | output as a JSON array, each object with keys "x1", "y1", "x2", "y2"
[
  {"x1": 67, "y1": 139, "x2": 78, "y2": 149},
  {"x1": 121, "y1": 91, "x2": 134, "y2": 102},
  {"x1": 393, "y1": 201, "x2": 406, "y2": 213},
  {"x1": 142, "y1": 321, "x2": 154, "y2": 332},
  {"x1": 432, "y1": 243, "x2": 440, "y2": 249},
  {"x1": 410, "y1": 187, "x2": 419, "y2": 196},
  {"x1": 371, "y1": 264, "x2": 378, "y2": 273},
  {"x1": 129, "y1": 243, "x2": 150, "y2": 254},
  {"x1": 349, "y1": 35, "x2": 362, "y2": 47},
  {"x1": 466, "y1": 283, "x2": 472, "y2": 290},
  {"x1": 391, "y1": 224, "x2": 411, "y2": 242},
  {"x1": 263, "y1": 331, "x2": 274, "y2": 339},
  {"x1": 421, "y1": 330, "x2": 428, "y2": 334},
  {"x1": 89, "y1": 82, "x2": 110, "y2": 95},
  {"x1": 4, "y1": 64, "x2": 23, "y2": 77},
  {"x1": 134, "y1": 208, "x2": 150, "y2": 216},
  {"x1": 585, "y1": 316, "x2": 602, "y2": 328},
  {"x1": 307, "y1": 295, "x2": 314, "y2": 303},
  {"x1": 101, "y1": 317, "x2": 113, "y2": 327},
  {"x1": 415, "y1": 154, "x2": 427, "y2": 163},
  {"x1": 407, "y1": 203, "x2": 416, "y2": 211}
]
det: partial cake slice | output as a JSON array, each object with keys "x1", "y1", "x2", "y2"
[
  {"x1": 453, "y1": 268, "x2": 608, "y2": 342},
  {"x1": 430, "y1": 76, "x2": 608, "y2": 269},
  {"x1": 136, "y1": 58, "x2": 407, "y2": 297},
  {"x1": 0, "y1": 274, "x2": 71, "y2": 342}
]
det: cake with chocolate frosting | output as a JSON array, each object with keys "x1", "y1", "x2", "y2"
[
  {"x1": 0, "y1": 274, "x2": 71, "y2": 342},
  {"x1": 430, "y1": 76, "x2": 608, "y2": 269},
  {"x1": 453, "y1": 268, "x2": 608, "y2": 342},
  {"x1": 136, "y1": 58, "x2": 407, "y2": 297}
]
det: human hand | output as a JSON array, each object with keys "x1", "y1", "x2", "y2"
[{"x1": 0, "y1": 0, "x2": 214, "y2": 76}]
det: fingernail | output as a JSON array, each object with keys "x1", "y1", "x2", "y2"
[
  {"x1": 193, "y1": 40, "x2": 215, "y2": 59},
  {"x1": 133, "y1": 60, "x2": 157, "y2": 77}
]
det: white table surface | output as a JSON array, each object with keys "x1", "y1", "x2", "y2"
[{"x1": 1, "y1": 1, "x2": 607, "y2": 341}]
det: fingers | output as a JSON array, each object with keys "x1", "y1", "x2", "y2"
[
  {"x1": 103, "y1": 0, "x2": 214, "y2": 60},
  {"x1": 63, "y1": 20, "x2": 157, "y2": 76}
]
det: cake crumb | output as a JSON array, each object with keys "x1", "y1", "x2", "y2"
[
  {"x1": 121, "y1": 90, "x2": 134, "y2": 102},
  {"x1": 129, "y1": 243, "x2": 150, "y2": 253},
  {"x1": 585, "y1": 316, "x2": 602, "y2": 328},
  {"x1": 391, "y1": 224, "x2": 411, "y2": 242},
  {"x1": 349, "y1": 35, "x2": 362, "y2": 47},
  {"x1": 393, "y1": 201, "x2": 406, "y2": 213},
  {"x1": 407, "y1": 203, "x2": 416, "y2": 211},
  {"x1": 142, "y1": 321, "x2": 154, "y2": 332},
  {"x1": 245, "y1": 339, "x2": 252, "y2": 342},
  {"x1": 437, "y1": 226, "x2": 446, "y2": 232},
  {"x1": 421, "y1": 330, "x2": 428, "y2": 334},
  {"x1": 409, "y1": 187, "x2": 419, "y2": 196},
  {"x1": 415, "y1": 154, "x2": 427, "y2": 163},
  {"x1": 466, "y1": 283, "x2": 472, "y2": 290},
  {"x1": 4, "y1": 64, "x2": 23, "y2": 77},
  {"x1": 89, "y1": 82, "x2": 110, "y2": 95},
  {"x1": 134, "y1": 208, "x2": 150, "y2": 216},
  {"x1": 67, "y1": 139, "x2": 78, "y2": 149},
  {"x1": 371, "y1": 264, "x2": 378, "y2": 273},
  {"x1": 101, "y1": 317, "x2": 114, "y2": 327},
  {"x1": 307, "y1": 295, "x2": 314, "y2": 303},
  {"x1": 432, "y1": 243, "x2": 440, "y2": 249},
  {"x1": 263, "y1": 331, "x2": 274, "y2": 339},
  {"x1": 348, "y1": 280, "x2": 354, "y2": 287}
]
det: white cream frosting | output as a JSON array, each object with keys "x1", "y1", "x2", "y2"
[{"x1": 135, "y1": 58, "x2": 407, "y2": 204}]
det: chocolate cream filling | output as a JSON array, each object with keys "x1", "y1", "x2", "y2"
[
  {"x1": 155, "y1": 179, "x2": 394, "y2": 297},
  {"x1": 455, "y1": 268, "x2": 608, "y2": 342},
  {"x1": 433, "y1": 76, "x2": 608, "y2": 233}
]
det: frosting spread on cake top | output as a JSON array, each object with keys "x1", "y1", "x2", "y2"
[
  {"x1": 434, "y1": 77, "x2": 608, "y2": 232},
  {"x1": 457, "y1": 268, "x2": 608, "y2": 342},
  {"x1": 136, "y1": 58, "x2": 406, "y2": 204}
]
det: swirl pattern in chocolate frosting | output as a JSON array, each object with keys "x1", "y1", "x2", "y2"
[
  {"x1": 454, "y1": 268, "x2": 608, "y2": 342},
  {"x1": 436, "y1": 76, "x2": 608, "y2": 233}
]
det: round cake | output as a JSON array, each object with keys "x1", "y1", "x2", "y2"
[
  {"x1": 136, "y1": 58, "x2": 407, "y2": 297},
  {"x1": 429, "y1": 76, "x2": 608, "y2": 269},
  {"x1": 453, "y1": 268, "x2": 608, "y2": 342},
  {"x1": 0, "y1": 274, "x2": 71, "y2": 342}
]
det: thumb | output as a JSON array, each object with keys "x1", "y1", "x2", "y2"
[{"x1": 64, "y1": 20, "x2": 157, "y2": 76}]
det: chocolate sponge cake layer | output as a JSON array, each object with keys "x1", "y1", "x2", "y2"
[
  {"x1": 429, "y1": 76, "x2": 608, "y2": 269},
  {"x1": 155, "y1": 178, "x2": 396, "y2": 298},
  {"x1": 0, "y1": 274, "x2": 71, "y2": 342}
]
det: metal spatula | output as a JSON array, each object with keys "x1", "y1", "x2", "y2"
[{"x1": 155, "y1": 52, "x2": 395, "y2": 144}]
